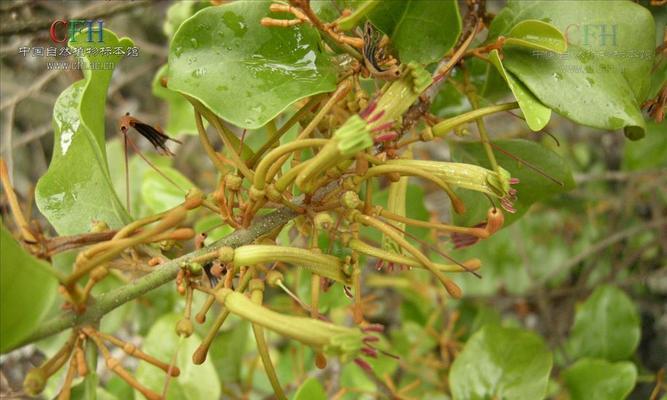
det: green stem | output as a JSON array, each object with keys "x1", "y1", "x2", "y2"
[
  {"x1": 253, "y1": 139, "x2": 328, "y2": 190},
  {"x1": 466, "y1": 89, "x2": 500, "y2": 173},
  {"x1": 431, "y1": 102, "x2": 518, "y2": 137},
  {"x1": 232, "y1": 245, "x2": 349, "y2": 284},
  {"x1": 248, "y1": 94, "x2": 325, "y2": 167},
  {"x1": 202, "y1": 110, "x2": 255, "y2": 180},
  {"x1": 250, "y1": 280, "x2": 287, "y2": 400},
  {"x1": 194, "y1": 110, "x2": 227, "y2": 174},
  {"x1": 355, "y1": 213, "x2": 462, "y2": 298},
  {"x1": 348, "y1": 238, "x2": 481, "y2": 272}
]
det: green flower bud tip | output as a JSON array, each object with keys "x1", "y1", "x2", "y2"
[
  {"x1": 341, "y1": 191, "x2": 362, "y2": 209},
  {"x1": 406, "y1": 61, "x2": 433, "y2": 94},
  {"x1": 23, "y1": 368, "x2": 46, "y2": 396},
  {"x1": 334, "y1": 115, "x2": 373, "y2": 156},
  {"x1": 188, "y1": 262, "x2": 203, "y2": 275},
  {"x1": 176, "y1": 318, "x2": 194, "y2": 337},
  {"x1": 314, "y1": 212, "x2": 335, "y2": 229}
]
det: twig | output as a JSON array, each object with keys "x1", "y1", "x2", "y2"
[
  {"x1": 0, "y1": 1, "x2": 150, "y2": 36},
  {"x1": 6, "y1": 205, "x2": 300, "y2": 352},
  {"x1": 541, "y1": 218, "x2": 667, "y2": 283},
  {"x1": 0, "y1": 69, "x2": 60, "y2": 111}
]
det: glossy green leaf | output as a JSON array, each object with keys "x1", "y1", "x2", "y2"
[
  {"x1": 505, "y1": 19, "x2": 567, "y2": 53},
  {"x1": 36, "y1": 29, "x2": 132, "y2": 235},
  {"x1": 141, "y1": 166, "x2": 195, "y2": 214},
  {"x1": 293, "y1": 377, "x2": 327, "y2": 400},
  {"x1": 152, "y1": 65, "x2": 198, "y2": 136},
  {"x1": 502, "y1": 46, "x2": 647, "y2": 139},
  {"x1": 366, "y1": 0, "x2": 461, "y2": 65},
  {"x1": 566, "y1": 285, "x2": 640, "y2": 361},
  {"x1": 450, "y1": 325, "x2": 553, "y2": 400},
  {"x1": 163, "y1": 1, "x2": 211, "y2": 38},
  {"x1": 0, "y1": 223, "x2": 58, "y2": 353},
  {"x1": 168, "y1": 0, "x2": 336, "y2": 129},
  {"x1": 135, "y1": 314, "x2": 220, "y2": 400},
  {"x1": 451, "y1": 139, "x2": 575, "y2": 227},
  {"x1": 489, "y1": 50, "x2": 551, "y2": 131},
  {"x1": 563, "y1": 358, "x2": 637, "y2": 400},
  {"x1": 489, "y1": 0, "x2": 655, "y2": 139}
]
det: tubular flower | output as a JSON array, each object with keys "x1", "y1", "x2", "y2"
[
  {"x1": 215, "y1": 289, "x2": 380, "y2": 363},
  {"x1": 386, "y1": 159, "x2": 520, "y2": 212}
]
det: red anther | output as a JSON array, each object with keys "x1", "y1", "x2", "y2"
[
  {"x1": 354, "y1": 358, "x2": 373, "y2": 372},
  {"x1": 362, "y1": 323, "x2": 385, "y2": 333},
  {"x1": 501, "y1": 198, "x2": 516, "y2": 213},
  {"x1": 370, "y1": 120, "x2": 394, "y2": 132},
  {"x1": 361, "y1": 347, "x2": 377, "y2": 357},
  {"x1": 363, "y1": 336, "x2": 380, "y2": 344},
  {"x1": 359, "y1": 98, "x2": 378, "y2": 119},
  {"x1": 366, "y1": 109, "x2": 386, "y2": 124},
  {"x1": 373, "y1": 131, "x2": 398, "y2": 143},
  {"x1": 509, "y1": 178, "x2": 520, "y2": 184}
]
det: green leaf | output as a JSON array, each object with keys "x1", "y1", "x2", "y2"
[
  {"x1": 141, "y1": 166, "x2": 195, "y2": 214},
  {"x1": 563, "y1": 358, "x2": 637, "y2": 400},
  {"x1": 451, "y1": 210, "x2": 596, "y2": 296},
  {"x1": 489, "y1": 0, "x2": 655, "y2": 139},
  {"x1": 209, "y1": 320, "x2": 249, "y2": 385},
  {"x1": 152, "y1": 65, "x2": 198, "y2": 136},
  {"x1": 366, "y1": 0, "x2": 461, "y2": 65},
  {"x1": 0, "y1": 223, "x2": 58, "y2": 353},
  {"x1": 489, "y1": 50, "x2": 551, "y2": 131},
  {"x1": 168, "y1": 0, "x2": 336, "y2": 129},
  {"x1": 135, "y1": 314, "x2": 220, "y2": 400},
  {"x1": 71, "y1": 375, "x2": 119, "y2": 400},
  {"x1": 163, "y1": 1, "x2": 211, "y2": 38},
  {"x1": 450, "y1": 325, "x2": 553, "y2": 400},
  {"x1": 566, "y1": 285, "x2": 640, "y2": 361},
  {"x1": 293, "y1": 377, "x2": 327, "y2": 400},
  {"x1": 36, "y1": 29, "x2": 132, "y2": 235},
  {"x1": 505, "y1": 19, "x2": 567, "y2": 53},
  {"x1": 451, "y1": 139, "x2": 575, "y2": 227}
]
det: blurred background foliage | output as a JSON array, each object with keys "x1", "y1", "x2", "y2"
[{"x1": 0, "y1": 1, "x2": 665, "y2": 399}]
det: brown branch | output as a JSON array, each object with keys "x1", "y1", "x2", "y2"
[
  {"x1": 6, "y1": 205, "x2": 299, "y2": 352},
  {"x1": 0, "y1": 1, "x2": 151, "y2": 37}
]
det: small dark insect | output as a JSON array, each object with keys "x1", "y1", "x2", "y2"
[
  {"x1": 119, "y1": 112, "x2": 182, "y2": 156},
  {"x1": 118, "y1": 112, "x2": 185, "y2": 213}
]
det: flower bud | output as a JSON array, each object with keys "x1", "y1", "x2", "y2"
[
  {"x1": 341, "y1": 191, "x2": 362, "y2": 209},
  {"x1": 218, "y1": 246, "x2": 235, "y2": 263},
  {"x1": 176, "y1": 318, "x2": 194, "y2": 337},
  {"x1": 23, "y1": 368, "x2": 46, "y2": 396}
]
